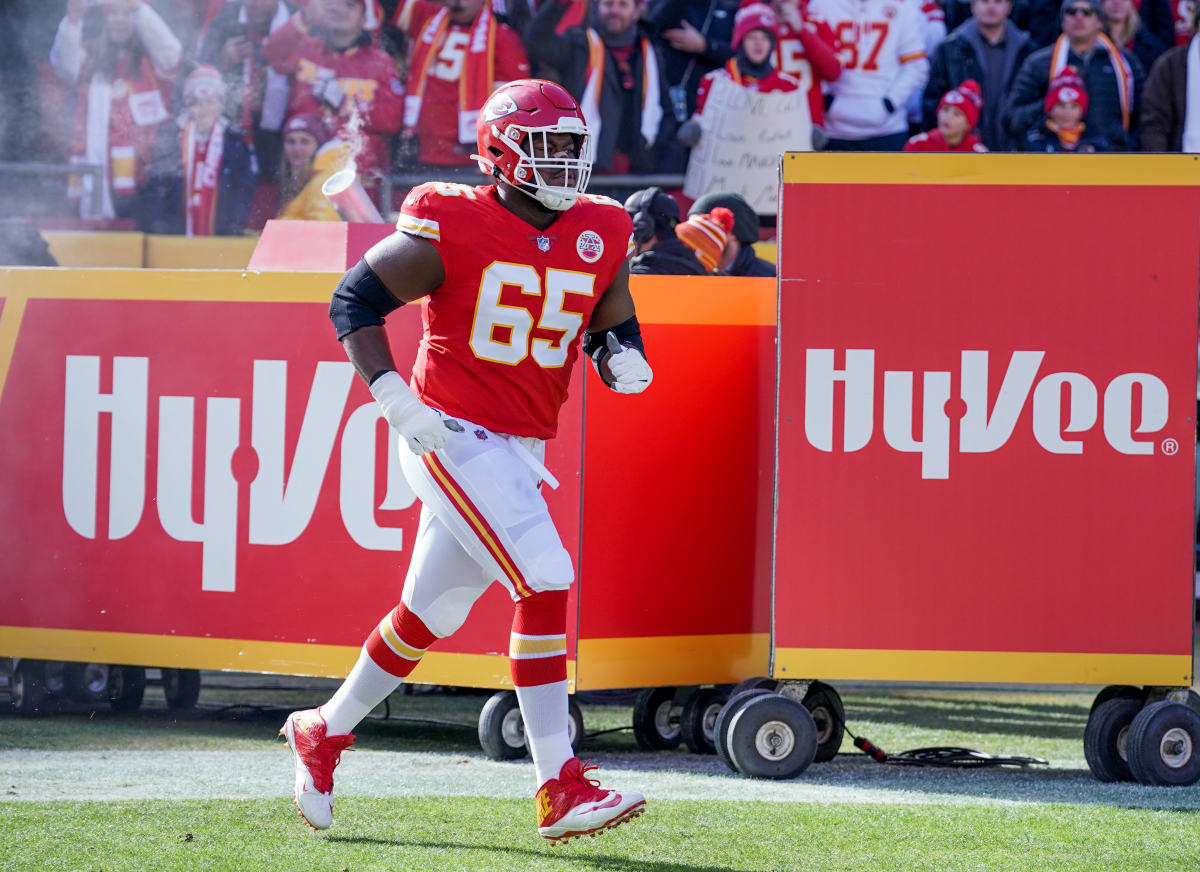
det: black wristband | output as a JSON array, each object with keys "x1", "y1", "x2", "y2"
[{"x1": 368, "y1": 369, "x2": 396, "y2": 387}]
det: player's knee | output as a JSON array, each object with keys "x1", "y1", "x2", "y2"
[
  {"x1": 404, "y1": 585, "x2": 484, "y2": 638},
  {"x1": 531, "y1": 545, "x2": 574, "y2": 591}
]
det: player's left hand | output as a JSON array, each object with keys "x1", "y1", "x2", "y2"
[{"x1": 605, "y1": 332, "x2": 653, "y2": 395}]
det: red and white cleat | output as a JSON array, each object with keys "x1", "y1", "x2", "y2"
[
  {"x1": 279, "y1": 708, "x2": 354, "y2": 831},
  {"x1": 536, "y1": 758, "x2": 646, "y2": 844}
]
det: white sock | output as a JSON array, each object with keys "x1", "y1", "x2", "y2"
[
  {"x1": 515, "y1": 679, "x2": 574, "y2": 787},
  {"x1": 320, "y1": 647, "x2": 403, "y2": 736}
]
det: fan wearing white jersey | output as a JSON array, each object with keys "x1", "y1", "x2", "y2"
[{"x1": 810, "y1": 0, "x2": 930, "y2": 148}]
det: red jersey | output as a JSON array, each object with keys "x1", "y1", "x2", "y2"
[
  {"x1": 695, "y1": 62, "x2": 801, "y2": 114},
  {"x1": 396, "y1": 0, "x2": 531, "y2": 166},
  {"x1": 397, "y1": 183, "x2": 635, "y2": 438},
  {"x1": 774, "y1": 17, "x2": 841, "y2": 125},
  {"x1": 262, "y1": 14, "x2": 405, "y2": 175},
  {"x1": 903, "y1": 130, "x2": 987, "y2": 152}
]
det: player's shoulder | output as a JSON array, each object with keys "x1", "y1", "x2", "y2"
[
  {"x1": 572, "y1": 193, "x2": 632, "y2": 231},
  {"x1": 397, "y1": 181, "x2": 493, "y2": 241},
  {"x1": 569, "y1": 193, "x2": 634, "y2": 259}
]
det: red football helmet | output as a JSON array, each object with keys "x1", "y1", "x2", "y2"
[{"x1": 472, "y1": 79, "x2": 592, "y2": 211}]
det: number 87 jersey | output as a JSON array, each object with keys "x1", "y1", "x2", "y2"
[{"x1": 397, "y1": 181, "x2": 635, "y2": 440}]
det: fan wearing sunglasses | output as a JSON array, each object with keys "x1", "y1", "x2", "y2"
[{"x1": 1001, "y1": 0, "x2": 1145, "y2": 149}]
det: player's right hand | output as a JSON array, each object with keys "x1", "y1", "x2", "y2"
[{"x1": 369, "y1": 371, "x2": 448, "y2": 456}]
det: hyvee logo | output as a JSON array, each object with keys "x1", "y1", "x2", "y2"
[
  {"x1": 62, "y1": 356, "x2": 416, "y2": 592},
  {"x1": 804, "y1": 349, "x2": 1170, "y2": 480}
]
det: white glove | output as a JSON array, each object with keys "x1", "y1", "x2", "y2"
[
  {"x1": 313, "y1": 76, "x2": 344, "y2": 110},
  {"x1": 605, "y1": 332, "x2": 653, "y2": 395},
  {"x1": 369, "y1": 371, "x2": 447, "y2": 456}
]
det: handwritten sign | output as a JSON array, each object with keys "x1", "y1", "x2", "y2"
[{"x1": 684, "y1": 75, "x2": 812, "y2": 215}]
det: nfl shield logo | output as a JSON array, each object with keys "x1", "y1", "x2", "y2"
[{"x1": 536, "y1": 235, "x2": 551, "y2": 252}]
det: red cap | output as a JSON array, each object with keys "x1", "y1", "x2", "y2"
[
  {"x1": 283, "y1": 112, "x2": 330, "y2": 144},
  {"x1": 938, "y1": 79, "x2": 983, "y2": 130},
  {"x1": 733, "y1": 3, "x2": 781, "y2": 49},
  {"x1": 1045, "y1": 67, "x2": 1088, "y2": 115}
]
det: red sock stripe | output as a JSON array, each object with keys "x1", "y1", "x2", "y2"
[
  {"x1": 392, "y1": 603, "x2": 437, "y2": 649},
  {"x1": 422, "y1": 452, "x2": 534, "y2": 598},
  {"x1": 511, "y1": 653, "x2": 567, "y2": 687},
  {"x1": 513, "y1": 590, "x2": 568, "y2": 636},
  {"x1": 365, "y1": 625, "x2": 422, "y2": 678}
]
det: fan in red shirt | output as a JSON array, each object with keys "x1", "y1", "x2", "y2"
[
  {"x1": 755, "y1": 0, "x2": 840, "y2": 125},
  {"x1": 262, "y1": 0, "x2": 404, "y2": 177},
  {"x1": 695, "y1": 3, "x2": 801, "y2": 114},
  {"x1": 904, "y1": 79, "x2": 988, "y2": 152},
  {"x1": 393, "y1": 0, "x2": 531, "y2": 167}
]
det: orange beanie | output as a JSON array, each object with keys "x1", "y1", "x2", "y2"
[{"x1": 676, "y1": 207, "x2": 735, "y2": 273}]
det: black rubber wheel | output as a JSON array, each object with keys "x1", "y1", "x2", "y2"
[
  {"x1": 730, "y1": 677, "x2": 777, "y2": 697},
  {"x1": 478, "y1": 690, "x2": 528, "y2": 760},
  {"x1": 802, "y1": 681, "x2": 846, "y2": 763},
  {"x1": 632, "y1": 687, "x2": 682, "y2": 750},
  {"x1": 63, "y1": 662, "x2": 110, "y2": 704},
  {"x1": 1126, "y1": 701, "x2": 1200, "y2": 786},
  {"x1": 107, "y1": 665, "x2": 146, "y2": 714},
  {"x1": 1084, "y1": 697, "x2": 1141, "y2": 782},
  {"x1": 1089, "y1": 685, "x2": 1144, "y2": 716},
  {"x1": 726, "y1": 693, "x2": 818, "y2": 780},
  {"x1": 11, "y1": 660, "x2": 49, "y2": 718},
  {"x1": 162, "y1": 668, "x2": 201, "y2": 711},
  {"x1": 682, "y1": 687, "x2": 728, "y2": 754},
  {"x1": 568, "y1": 697, "x2": 584, "y2": 753},
  {"x1": 715, "y1": 688, "x2": 774, "y2": 772}
]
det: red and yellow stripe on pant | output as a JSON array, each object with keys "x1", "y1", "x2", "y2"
[{"x1": 422, "y1": 451, "x2": 534, "y2": 598}]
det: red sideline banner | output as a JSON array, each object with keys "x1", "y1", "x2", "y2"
[
  {"x1": 0, "y1": 268, "x2": 776, "y2": 690},
  {"x1": 773, "y1": 154, "x2": 1199, "y2": 687}
]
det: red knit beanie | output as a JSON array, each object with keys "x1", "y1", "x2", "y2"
[
  {"x1": 732, "y1": 3, "x2": 780, "y2": 49},
  {"x1": 1045, "y1": 67, "x2": 1089, "y2": 116},
  {"x1": 938, "y1": 79, "x2": 983, "y2": 130}
]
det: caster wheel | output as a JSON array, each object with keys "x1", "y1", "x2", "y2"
[
  {"x1": 1089, "y1": 685, "x2": 1143, "y2": 716},
  {"x1": 11, "y1": 661, "x2": 49, "y2": 718},
  {"x1": 801, "y1": 681, "x2": 845, "y2": 763},
  {"x1": 107, "y1": 665, "x2": 146, "y2": 714},
  {"x1": 714, "y1": 688, "x2": 774, "y2": 772},
  {"x1": 682, "y1": 687, "x2": 728, "y2": 754},
  {"x1": 478, "y1": 691, "x2": 528, "y2": 760},
  {"x1": 632, "y1": 687, "x2": 682, "y2": 750},
  {"x1": 730, "y1": 677, "x2": 777, "y2": 697},
  {"x1": 64, "y1": 663, "x2": 110, "y2": 704},
  {"x1": 1127, "y1": 701, "x2": 1200, "y2": 786},
  {"x1": 568, "y1": 697, "x2": 584, "y2": 753},
  {"x1": 162, "y1": 668, "x2": 201, "y2": 711},
  {"x1": 1084, "y1": 697, "x2": 1141, "y2": 782},
  {"x1": 726, "y1": 693, "x2": 818, "y2": 780}
]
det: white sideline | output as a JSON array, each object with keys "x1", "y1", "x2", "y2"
[{"x1": 2, "y1": 749, "x2": 1198, "y2": 809}]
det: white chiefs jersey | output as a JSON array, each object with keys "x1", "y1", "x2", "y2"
[{"x1": 809, "y1": 0, "x2": 929, "y2": 139}]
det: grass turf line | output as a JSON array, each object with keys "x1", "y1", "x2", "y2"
[{"x1": 2, "y1": 797, "x2": 1199, "y2": 872}]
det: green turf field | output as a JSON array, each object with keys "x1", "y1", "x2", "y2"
[{"x1": 3, "y1": 678, "x2": 1200, "y2": 871}]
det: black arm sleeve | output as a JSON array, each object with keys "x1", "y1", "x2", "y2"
[
  {"x1": 329, "y1": 258, "x2": 405, "y2": 340},
  {"x1": 581, "y1": 315, "x2": 646, "y2": 386}
]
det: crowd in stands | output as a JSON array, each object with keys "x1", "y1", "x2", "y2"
[{"x1": 0, "y1": 0, "x2": 1196, "y2": 245}]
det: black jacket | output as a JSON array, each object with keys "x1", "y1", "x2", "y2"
[
  {"x1": 525, "y1": 1, "x2": 674, "y2": 173},
  {"x1": 1021, "y1": 122, "x2": 1112, "y2": 151},
  {"x1": 629, "y1": 236, "x2": 707, "y2": 275},
  {"x1": 727, "y1": 243, "x2": 775, "y2": 277},
  {"x1": 1002, "y1": 39, "x2": 1145, "y2": 150},
  {"x1": 645, "y1": 0, "x2": 738, "y2": 117},
  {"x1": 142, "y1": 124, "x2": 257, "y2": 236},
  {"x1": 923, "y1": 20, "x2": 1034, "y2": 150}
]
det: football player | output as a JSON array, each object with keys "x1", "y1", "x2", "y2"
[{"x1": 281, "y1": 78, "x2": 650, "y2": 844}]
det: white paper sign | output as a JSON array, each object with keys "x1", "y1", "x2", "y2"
[{"x1": 683, "y1": 75, "x2": 812, "y2": 215}]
